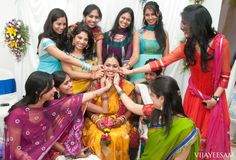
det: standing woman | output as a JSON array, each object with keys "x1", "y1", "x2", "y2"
[
  {"x1": 123, "y1": 4, "x2": 231, "y2": 158},
  {"x1": 37, "y1": 8, "x2": 98, "y2": 74},
  {"x1": 102, "y1": 7, "x2": 136, "y2": 67},
  {"x1": 69, "y1": 4, "x2": 103, "y2": 64},
  {"x1": 130, "y1": 1, "x2": 169, "y2": 83},
  {"x1": 62, "y1": 24, "x2": 104, "y2": 94}
]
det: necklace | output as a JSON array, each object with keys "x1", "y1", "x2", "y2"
[{"x1": 144, "y1": 25, "x2": 155, "y2": 31}]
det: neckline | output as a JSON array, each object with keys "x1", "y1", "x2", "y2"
[{"x1": 144, "y1": 25, "x2": 155, "y2": 31}]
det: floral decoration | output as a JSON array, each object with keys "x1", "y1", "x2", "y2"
[
  {"x1": 101, "y1": 128, "x2": 111, "y2": 146},
  {"x1": 4, "y1": 19, "x2": 30, "y2": 61}
]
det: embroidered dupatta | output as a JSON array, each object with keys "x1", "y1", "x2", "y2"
[{"x1": 4, "y1": 94, "x2": 83, "y2": 160}]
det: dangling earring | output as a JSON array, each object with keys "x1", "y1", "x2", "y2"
[
  {"x1": 86, "y1": 45, "x2": 89, "y2": 49},
  {"x1": 160, "y1": 105, "x2": 163, "y2": 111}
]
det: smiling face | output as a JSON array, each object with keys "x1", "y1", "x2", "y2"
[
  {"x1": 52, "y1": 17, "x2": 67, "y2": 34},
  {"x1": 145, "y1": 72, "x2": 158, "y2": 84},
  {"x1": 73, "y1": 31, "x2": 89, "y2": 51},
  {"x1": 84, "y1": 9, "x2": 101, "y2": 28},
  {"x1": 144, "y1": 8, "x2": 158, "y2": 26},
  {"x1": 57, "y1": 75, "x2": 73, "y2": 97},
  {"x1": 104, "y1": 57, "x2": 120, "y2": 78},
  {"x1": 118, "y1": 12, "x2": 132, "y2": 29}
]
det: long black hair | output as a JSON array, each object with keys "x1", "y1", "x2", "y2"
[
  {"x1": 9, "y1": 71, "x2": 54, "y2": 112},
  {"x1": 37, "y1": 8, "x2": 68, "y2": 53},
  {"x1": 66, "y1": 24, "x2": 94, "y2": 60},
  {"x1": 149, "y1": 76, "x2": 185, "y2": 136},
  {"x1": 181, "y1": 4, "x2": 217, "y2": 71},
  {"x1": 143, "y1": 1, "x2": 166, "y2": 53},
  {"x1": 109, "y1": 7, "x2": 134, "y2": 39},
  {"x1": 145, "y1": 58, "x2": 162, "y2": 76},
  {"x1": 103, "y1": 53, "x2": 122, "y2": 67}
]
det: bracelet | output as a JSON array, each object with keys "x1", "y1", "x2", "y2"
[
  {"x1": 127, "y1": 63, "x2": 132, "y2": 68},
  {"x1": 82, "y1": 62, "x2": 92, "y2": 72},
  {"x1": 94, "y1": 118, "x2": 101, "y2": 124},
  {"x1": 118, "y1": 90, "x2": 125, "y2": 96}
]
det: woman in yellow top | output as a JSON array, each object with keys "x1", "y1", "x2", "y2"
[
  {"x1": 83, "y1": 54, "x2": 136, "y2": 160},
  {"x1": 62, "y1": 24, "x2": 104, "y2": 94}
]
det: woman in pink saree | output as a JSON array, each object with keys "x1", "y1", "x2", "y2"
[{"x1": 4, "y1": 71, "x2": 111, "y2": 159}]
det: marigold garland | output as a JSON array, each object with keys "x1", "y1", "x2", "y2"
[{"x1": 4, "y1": 19, "x2": 30, "y2": 61}]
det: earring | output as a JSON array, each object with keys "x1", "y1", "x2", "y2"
[{"x1": 86, "y1": 45, "x2": 89, "y2": 49}]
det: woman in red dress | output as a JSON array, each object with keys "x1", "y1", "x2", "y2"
[{"x1": 123, "y1": 4, "x2": 231, "y2": 159}]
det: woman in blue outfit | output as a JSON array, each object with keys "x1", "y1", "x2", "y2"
[
  {"x1": 37, "y1": 8, "x2": 99, "y2": 74},
  {"x1": 130, "y1": 1, "x2": 169, "y2": 83}
]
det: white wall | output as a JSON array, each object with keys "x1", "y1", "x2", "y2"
[
  {"x1": 0, "y1": 0, "x2": 17, "y2": 74},
  {"x1": 0, "y1": 0, "x2": 223, "y2": 98}
]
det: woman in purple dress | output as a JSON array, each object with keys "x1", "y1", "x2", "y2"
[
  {"x1": 4, "y1": 71, "x2": 111, "y2": 159},
  {"x1": 102, "y1": 7, "x2": 138, "y2": 68}
]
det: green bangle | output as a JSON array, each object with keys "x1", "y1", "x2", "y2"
[{"x1": 118, "y1": 90, "x2": 125, "y2": 96}]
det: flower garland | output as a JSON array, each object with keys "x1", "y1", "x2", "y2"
[{"x1": 4, "y1": 19, "x2": 30, "y2": 61}]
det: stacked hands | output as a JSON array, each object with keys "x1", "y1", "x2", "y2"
[{"x1": 91, "y1": 64, "x2": 131, "y2": 80}]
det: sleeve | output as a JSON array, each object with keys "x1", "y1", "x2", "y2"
[
  {"x1": 219, "y1": 38, "x2": 230, "y2": 88},
  {"x1": 41, "y1": 38, "x2": 56, "y2": 50},
  {"x1": 149, "y1": 43, "x2": 186, "y2": 71},
  {"x1": 94, "y1": 29, "x2": 104, "y2": 42},
  {"x1": 142, "y1": 104, "x2": 155, "y2": 116}
]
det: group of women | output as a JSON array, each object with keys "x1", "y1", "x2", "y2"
[{"x1": 3, "y1": 1, "x2": 231, "y2": 160}]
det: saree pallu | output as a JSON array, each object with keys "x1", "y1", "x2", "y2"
[
  {"x1": 82, "y1": 80, "x2": 135, "y2": 160},
  {"x1": 141, "y1": 117, "x2": 200, "y2": 160}
]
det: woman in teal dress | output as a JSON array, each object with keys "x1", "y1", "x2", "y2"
[
  {"x1": 130, "y1": 1, "x2": 169, "y2": 83},
  {"x1": 37, "y1": 8, "x2": 99, "y2": 74},
  {"x1": 113, "y1": 75, "x2": 200, "y2": 160}
]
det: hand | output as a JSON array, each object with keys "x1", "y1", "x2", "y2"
[
  {"x1": 122, "y1": 63, "x2": 131, "y2": 69},
  {"x1": 113, "y1": 73, "x2": 120, "y2": 86},
  {"x1": 96, "y1": 119, "x2": 105, "y2": 131},
  {"x1": 75, "y1": 147, "x2": 92, "y2": 158},
  {"x1": 94, "y1": 69, "x2": 104, "y2": 79},
  {"x1": 121, "y1": 67, "x2": 133, "y2": 76},
  {"x1": 100, "y1": 74, "x2": 107, "y2": 87},
  {"x1": 112, "y1": 118, "x2": 122, "y2": 128},
  {"x1": 202, "y1": 98, "x2": 217, "y2": 109},
  {"x1": 92, "y1": 65, "x2": 104, "y2": 72},
  {"x1": 104, "y1": 78, "x2": 112, "y2": 90}
]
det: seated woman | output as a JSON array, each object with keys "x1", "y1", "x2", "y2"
[
  {"x1": 82, "y1": 54, "x2": 137, "y2": 160},
  {"x1": 113, "y1": 74, "x2": 200, "y2": 160},
  {"x1": 102, "y1": 7, "x2": 138, "y2": 68},
  {"x1": 48, "y1": 71, "x2": 112, "y2": 160},
  {"x1": 62, "y1": 24, "x2": 104, "y2": 94},
  {"x1": 4, "y1": 71, "x2": 112, "y2": 160}
]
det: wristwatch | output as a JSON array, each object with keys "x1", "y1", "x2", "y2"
[{"x1": 212, "y1": 95, "x2": 220, "y2": 102}]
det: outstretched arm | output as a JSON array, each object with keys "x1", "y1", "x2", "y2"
[{"x1": 113, "y1": 73, "x2": 144, "y2": 115}]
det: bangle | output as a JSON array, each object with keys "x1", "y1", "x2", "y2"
[
  {"x1": 82, "y1": 62, "x2": 92, "y2": 72},
  {"x1": 118, "y1": 90, "x2": 125, "y2": 96},
  {"x1": 95, "y1": 118, "x2": 101, "y2": 124}
]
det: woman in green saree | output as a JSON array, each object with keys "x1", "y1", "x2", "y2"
[{"x1": 113, "y1": 75, "x2": 200, "y2": 160}]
